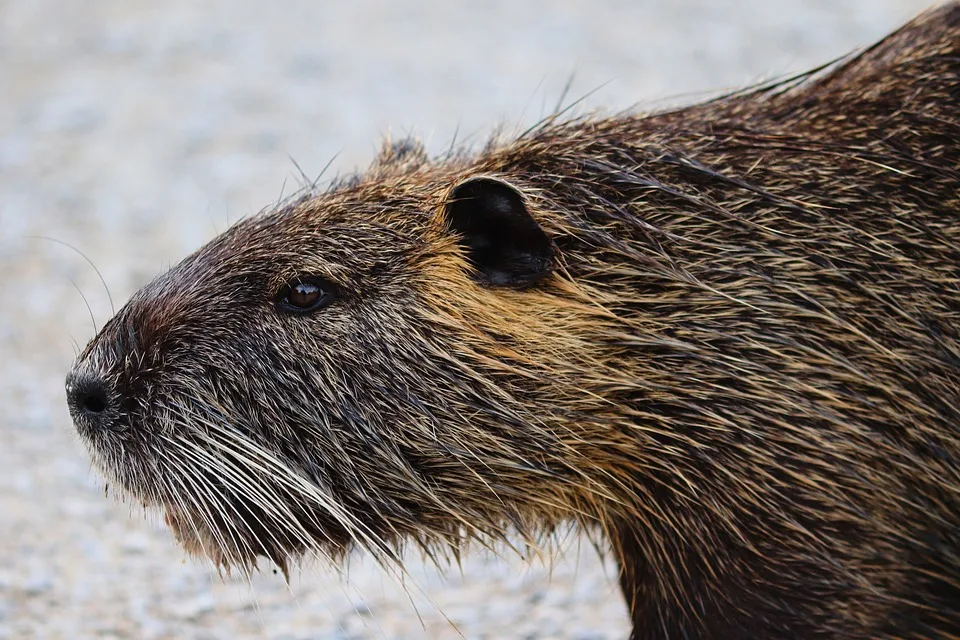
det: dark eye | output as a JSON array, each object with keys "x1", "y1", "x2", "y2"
[{"x1": 275, "y1": 277, "x2": 335, "y2": 314}]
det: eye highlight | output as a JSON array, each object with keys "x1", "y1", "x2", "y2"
[{"x1": 275, "y1": 276, "x2": 335, "y2": 314}]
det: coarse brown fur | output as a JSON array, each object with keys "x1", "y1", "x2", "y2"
[{"x1": 67, "y1": 5, "x2": 960, "y2": 639}]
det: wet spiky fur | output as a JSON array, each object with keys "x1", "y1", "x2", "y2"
[{"x1": 68, "y1": 5, "x2": 960, "y2": 639}]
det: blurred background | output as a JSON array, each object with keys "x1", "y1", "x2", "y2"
[{"x1": 0, "y1": 0, "x2": 937, "y2": 638}]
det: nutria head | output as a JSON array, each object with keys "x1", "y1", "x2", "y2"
[{"x1": 64, "y1": 167, "x2": 604, "y2": 574}]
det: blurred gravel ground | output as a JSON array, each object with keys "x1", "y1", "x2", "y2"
[{"x1": 0, "y1": 1, "x2": 935, "y2": 638}]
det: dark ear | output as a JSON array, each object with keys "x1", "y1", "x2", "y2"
[{"x1": 444, "y1": 177, "x2": 554, "y2": 287}]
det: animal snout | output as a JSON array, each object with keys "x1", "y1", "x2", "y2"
[{"x1": 66, "y1": 370, "x2": 116, "y2": 434}]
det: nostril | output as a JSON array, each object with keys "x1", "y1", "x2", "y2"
[
  {"x1": 78, "y1": 387, "x2": 108, "y2": 414},
  {"x1": 66, "y1": 374, "x2": 112, "y2": 420}
]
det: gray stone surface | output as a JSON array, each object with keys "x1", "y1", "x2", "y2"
[{"x1": 0, "y1": 0, "x2": 935, "y2": 637}]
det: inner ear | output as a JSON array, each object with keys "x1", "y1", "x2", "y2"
[{"x1": 444, "y1": 177, "x2": 554, "y2": 288}]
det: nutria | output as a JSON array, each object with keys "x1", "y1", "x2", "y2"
[{"x1": 65, "y1": 4, "x2": 959, "y2": 638}]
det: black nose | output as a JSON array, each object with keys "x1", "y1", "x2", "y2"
[{"x1": 66, "y1": 372, "x2": 114, "y2": 432}]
